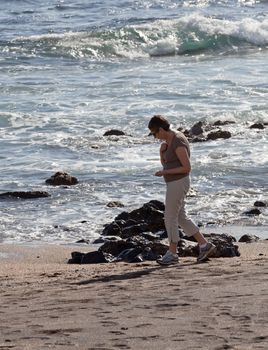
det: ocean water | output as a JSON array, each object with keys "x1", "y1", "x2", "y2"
[{"x1": 0, "y1": 0, "x2": 267, "y2": 244}]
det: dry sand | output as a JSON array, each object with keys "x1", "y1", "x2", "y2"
[{"x1": 0, "y1": 241, "x2": 267, "y2": 350}]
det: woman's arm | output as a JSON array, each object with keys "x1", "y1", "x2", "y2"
[
  {"x1": 159, "y1": 142, "x2": 168, "y2": 165},
  {"x1": 155, "y1": 146, "x2": 191, "y2": 176}
]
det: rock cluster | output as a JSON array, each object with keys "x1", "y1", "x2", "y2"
[{"x1": 68, "y1": 200, "x2": 242, "y2": 264}]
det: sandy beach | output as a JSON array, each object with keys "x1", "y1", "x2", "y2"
[{"x1": 0, "y1": 241, "x2": 267, "y2": 350}]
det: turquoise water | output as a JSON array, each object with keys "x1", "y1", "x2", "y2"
[{"x1": 0, "y1": 0, "x2": 267, "y2": 243}]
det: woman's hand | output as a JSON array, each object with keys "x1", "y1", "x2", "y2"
[
  {"x1": 155, "y1": 170, "x2": 164, "y2": 177},
  {"x1": 160, "y1": 142, "x2": 168, "y2": 153}
]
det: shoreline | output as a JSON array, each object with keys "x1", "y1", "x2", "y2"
[{"x1": 0, "y1": 240, "x2": 267, "y2": 349}]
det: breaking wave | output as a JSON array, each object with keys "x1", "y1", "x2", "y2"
[{"x1": 4, "y1": 14, "x2": 268, "y2": 60}]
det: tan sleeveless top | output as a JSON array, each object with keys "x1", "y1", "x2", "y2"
[{"x1": 162, "y1": 131, "x2": 190, "y2": 183}]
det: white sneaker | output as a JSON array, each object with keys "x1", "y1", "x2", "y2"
[
  {"x1": 197, "y1": 243, "x2": 216, "y2": 262},
  {"x1": 156, "y1": 250, "x2": 179, "y2": 266}
]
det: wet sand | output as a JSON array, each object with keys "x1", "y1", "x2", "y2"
[{"x1": 0, "y1": 241, "x2": 267, "y2": 350}]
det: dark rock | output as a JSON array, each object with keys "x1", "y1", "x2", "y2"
[
  {"x1": 254, "y1": 201, "x2": 267, "y2": 207},
  {"x1": 0, "y1": 191, "x2": 50, "y2": 199},
  {"x1": 99, "y1": 240, "x2": 135, "y2": 256},
  {"x1": 141, "y1": 247, "x2": 161, "y2": 261},
  {"x1": 115, "y1": 211, "x2": 130, "y2": 221},
  {"x1": 207, "y1": 130, "x2": 232, "y2": 140},
  {"x1": 244, "y1": 208, "x2": 261, "y2": 216},
  {"x1": 126, "y1": 202, "x2": 165, "y2": 232},
  {"x1": 92, "y1": 236, "x2": 122, "y2": 245},
  {"x1": 249, "y1": 123, "x2": 264, "y2": 129},
  {"x1": 177, "y1": 239, "x2": 198, "y2": 257},
  {"x1": 121, "y1": 223, "x2": 149, "y2": 239},
  {"x1": 75, "y1": 239, "x2": 90, "y2": 244},
  {"x1": 141, "y1": 232, "x2": 160, "y2": 241},
  {"x1": 107, "y1": 201, "x2": 124, "y2": 208},
  {"x1": 45, "y1": 172, "x2": 78, "y2": 186},
  {"x1": 213, "y1": 120, "x2": 235, "y2": 126},
  {"x1": 68, "y1": 250, "x2": 114, "y2": 264},
  {"x1": 102, "y1": 221, "x2": 122, "y2": 236},
  {"x1": 92, "y1": 237, "x2": 106, "y2": 244},
  {"x1": 81, "y1": 251, "x2": 113, "y2": 264},
  {"x1": 146, "y1": 241, "x2": 169, "y2": 256},
  {"x1": 238, "y1": 234, "x2": 260, "y2": 243},
  {"x1": 122, "y1": 219, "x2": 139, "y2": 227},
  {"x1": 104, "y1": 201, "x2": 165, "y2": 236},
  {"x1": 116, "y1": 247, "x2": 143, "y2": 263},
  {"x1": 190, "y1": 121, "x2": 204, "y2": 136},
  {"x1": 148, "y1": 199, "x2": 165, "y2": 211},
  {"x1": 202, "y1": 233, "x2": 240, "y2": 258},
  {"x1": 178, "y1": 128, "x2": 191, "y2": 139},
  {"x1": 191, "y1": 136, "x2": 207, "y2": 143},
  {"x1": 68, "y1": 251, "x2": 85, "y2": 264},
  {"x1": 103, "y1": 129, "x2": 126, "y2": 136}
]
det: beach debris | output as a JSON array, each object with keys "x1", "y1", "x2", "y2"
[
  {"x1": 68, "y1": 201, "x2": 241, "y2": 264},
  {"x1": 45, "y1": 172, "x2": 78, "y2": 186},
  {"x1": 238, "y1": 234, "x2": 260, "y2": 243},
  {"x1": 0, "y1": 191, "x2": 50, "y2": 199}
]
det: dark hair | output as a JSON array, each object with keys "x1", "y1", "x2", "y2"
[{"x1": 148, "y1": 115, "x2": 170, "y2": 131}]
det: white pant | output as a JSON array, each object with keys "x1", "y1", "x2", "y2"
[{"x1": 164, "y1": 176, "x2": 199, "y2": 243}]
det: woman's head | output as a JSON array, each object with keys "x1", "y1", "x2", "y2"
[{"x1": 148, "y1": 115, "x2": 170, "y2": 137}]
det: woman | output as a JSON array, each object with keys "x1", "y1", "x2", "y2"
[{"x1": 148, "y1": 115, "x2": 216, "y2": 265}]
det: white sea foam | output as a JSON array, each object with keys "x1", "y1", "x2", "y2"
[{"x1": 11, "y1": 14, "x2": 268, "y2": 59}]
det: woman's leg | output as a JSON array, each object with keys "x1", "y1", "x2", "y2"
[{"x1": 164, "y1": 178, "x2": 187, "y2": 253}]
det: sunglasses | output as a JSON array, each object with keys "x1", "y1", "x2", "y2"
[{"x1": 150, "y1": 129, "x2": 159, "y2": 137}]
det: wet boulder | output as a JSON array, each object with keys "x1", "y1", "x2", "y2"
[
  {"x1": 254, "y1": 201, "x2": 267, "y2": 207},
  {"x1": 249, "y1": 123, "x2": 265, "y2": 129},
  {"x1": 46, "y1": 172, "x2": 78, "y2": 186},
  {"x1": 68, "y1": 250, "x2": 114, "y2": 264},
  {"x1": 107, "y1": 201, "x2": 125, "y2": 208},
  {"x1": 102, "y1": 221, "x2": 123, "y2": 237},
  {"x1": 190, "y1": 121, "x2": 204, "y2": 136},
  {"x1": 0, "y1": 191, "x2": 50, "y2": 199},
  {"x1": 238, "y1": 234, "x2": 260, "y2": 243},
  {"x1": 213, "y1": 120, "x2": 235, "y2": 126},
  {"x1": 103, "y1": 129, "x2": 126, "y2": 136},
  {"x1": 202, "y1": 233, "x2": 240, "y2": 258},
  {"x1": 99, "y1": 239, "x2": 136, "y2": 256},
  {"x1": 206, "y1": 130, "x2": 232, "y2": 140},
  {"x1": 243, "y1": 208, "x2": 261, "y2": 216}
]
